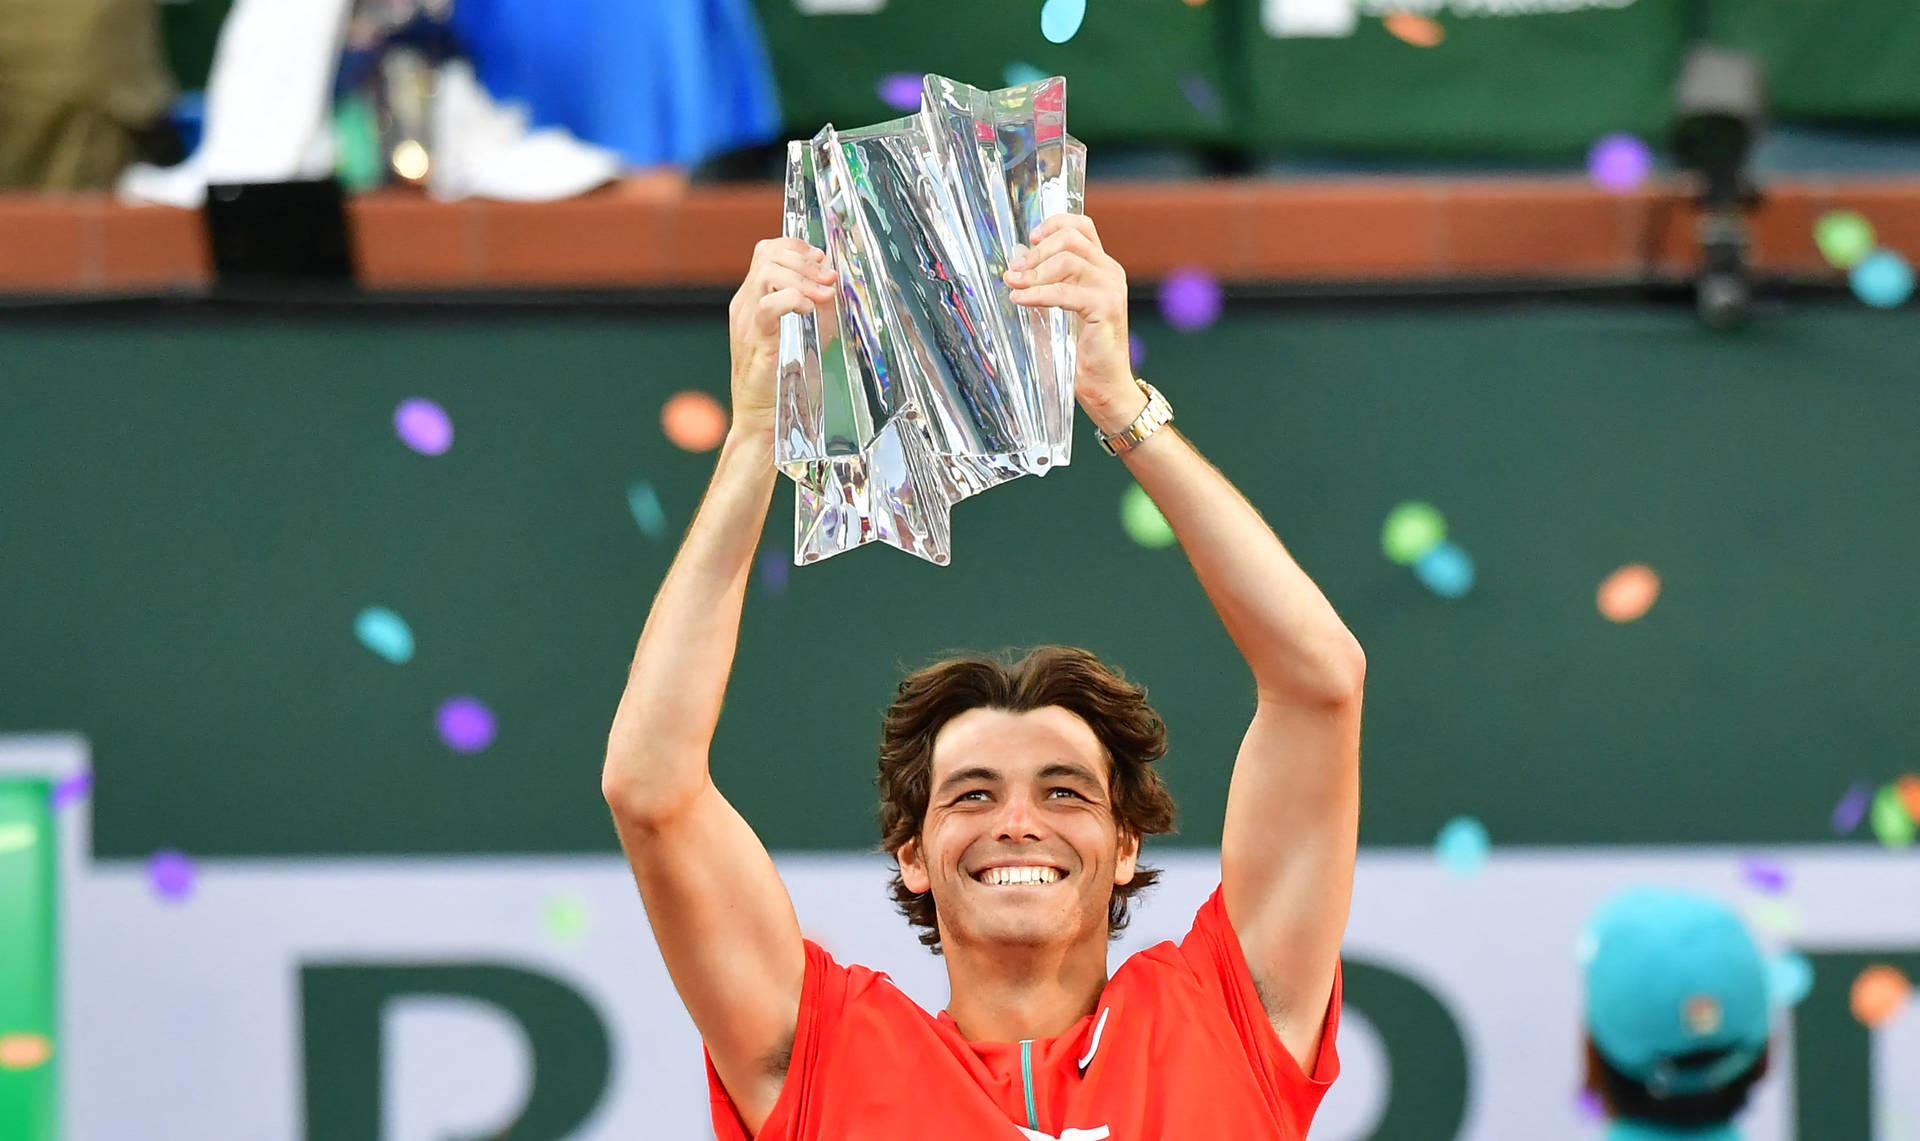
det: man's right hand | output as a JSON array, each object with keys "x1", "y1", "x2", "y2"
[{"x1": 728, "y1": 237, "x2": 837, "y2": 438}]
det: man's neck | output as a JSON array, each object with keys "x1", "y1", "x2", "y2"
[{"x1": 941, "y1": 937, "x2": 1110, "y2": 1042}]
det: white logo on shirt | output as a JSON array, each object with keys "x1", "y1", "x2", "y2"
[{"x1": 1019, "y1": 1128, "x2": 1110, "y2": 1141}]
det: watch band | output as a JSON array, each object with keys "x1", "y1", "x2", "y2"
[{"x1": 1097, "y1": 379, "x2": 1174, "y2": 456}]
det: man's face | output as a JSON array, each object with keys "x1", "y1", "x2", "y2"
[{"x1": 896, "y1": 706, "x2": 1139, "y2": 954}]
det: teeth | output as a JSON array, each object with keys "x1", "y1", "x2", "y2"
[{"x1": 980, "y1": 866, "x2": 1061, "y2": 886}]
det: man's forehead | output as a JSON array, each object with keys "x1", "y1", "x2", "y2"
[{"x1": 928, "y1": 706, "x2": 1108, "y2": 780}]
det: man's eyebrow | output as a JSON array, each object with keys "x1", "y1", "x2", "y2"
[
  {"x1": 933, "y1": 766, "x2": 1001, "y2": 795},
  {"x1": 1037, "y1": 762, "x2": 1104, "y2": 787}
]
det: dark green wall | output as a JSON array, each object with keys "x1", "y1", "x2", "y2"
[{"x1": 2, "y1": 302, "x2": 1915, "y2": 858}]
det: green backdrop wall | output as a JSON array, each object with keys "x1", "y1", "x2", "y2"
[{"x1": 2, "y1": 300, "x2": 1915, "y2": 861}]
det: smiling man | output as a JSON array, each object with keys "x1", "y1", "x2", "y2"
[{"x1": 602, "y1": 215, "x2": 1365, "y2": 1140}]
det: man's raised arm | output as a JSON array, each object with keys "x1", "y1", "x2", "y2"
[
  {"x1": 1007, "y1": 216, "x2": 1364, "y2": 1074},
  {"x1": 602, "y1": 238, "x2": 839, "y2": 1133}
]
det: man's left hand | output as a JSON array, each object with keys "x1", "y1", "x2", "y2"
[{"x1": 1004, "y1": 214, "x2": 1147, "y2": 436}]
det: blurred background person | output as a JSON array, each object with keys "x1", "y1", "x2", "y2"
[
  {"x1": 0, "y1": 0, "x2": 175, "y2": 189},
  {"x1": 1582, "y1": 888, "x2": 1775, "y2": 1141}
]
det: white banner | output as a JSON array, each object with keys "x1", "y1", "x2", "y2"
[{"x1": 8, "y1": 735, "x2": 1918, "y2": 1140}]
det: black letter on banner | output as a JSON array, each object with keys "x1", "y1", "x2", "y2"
[
  {"x1": 1792, "y1": 949, "x2": 1920, "y2": 1141},
  {"x1": 1343, "y1": 958, "x2": 1471, "y2": 1141},
  {"x1": 300, "y1": 962, "x2": 612, "y2": 1141}
]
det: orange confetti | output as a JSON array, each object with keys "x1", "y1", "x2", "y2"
[
  {"x1": 1182, "y1": 0, "x2": 1208, "y2": 6},
  {"x1": 1850, "y1": 965, "x2": 1913, "y2": 1029},
  {"x1": 1384, "y1": 12, "x2": 1444, "y2": 47},
  {"x1": 661, "y1": 391, "x2": 729, "y2": 453},
  {"x1": 0, "y1": 1033, "x2": 52, "y2": 1070},
  {"x1": 1598, "y1": 564, "x2": 1661, "y2": 623},
  {"x1": 1897, "y1": 774, "x2": 1920, "y2": 823}
]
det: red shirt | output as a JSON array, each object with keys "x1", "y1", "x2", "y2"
[{"x1": 708, "y1": 886, "x2": 1342, "y2": 1141}]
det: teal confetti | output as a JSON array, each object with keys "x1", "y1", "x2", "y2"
[
  {"x1": 1040, "y1": 0, "x2": 1086, "y2": 44},
  {"x1": 1769, "y1": 951, "x2": 1814, "y2": 1009},
  {"x1": 1435, "y1": 816, "x2": 1490, "y2": 878},
  {"x1": 1415, "y1": 542, "x2": 1476, "y2": 599},
  {"x1": 354, "y1": 607, "x2": 415, "y2": 665},
  {"x1": 1003, "y1": 62, "x2": 1050, "y2": 88},
  {"x1": 628, "y1": 480, "x2": 668, "y2": 540}
]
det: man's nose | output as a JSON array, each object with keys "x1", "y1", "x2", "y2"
[{"x1": 994, "y1": 793, "x2": 1046, "y2": 841}]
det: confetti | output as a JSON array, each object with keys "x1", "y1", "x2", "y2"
[
  {"x1": 1745, "y1": 898, "x2": 1803, "y2": 937},
  {"x1": 394, "y1": 398, "x2": 453, "y2": 456},
  {"x1": 1832, "y1": 781, "x2": 1872, "y2": 835},
  {"x1": 0, "y1": 1033, "x2": 52, "y2": 1071},
  {"x1": 1597, "y1": 564, "x2": 1660, "y2": 623},
  {"x1": 1435, "y1": 816, "x2": 1490, "y2": 878},
  {"x1": 1849, "y1": 965, "x2": 1912, "y2": 1029},
  {"x1": 1040, "y1": 0, "x2": 1087, "y2": 43},
  {"x1": 1587, "y1": 135, "x2": 1653, "y2": 193},
  {"x1": 1157, "y1": 268, "x2": 1223, "y2": 332},
  {"x1": 437, "y1": 696, "x2": 498, "y2": 754},
  {"x1": 1768, "y1": 951, "x2": 1814, "y2": 1009},
  {"x1": 50, "y1": 772, "x2": 92, "y2": 811},
  {"x1": 1120, "y1": 485, "x2": 1177, "y2": 549},
  {"x1": 876, "y1": 73, "x2": 923, "y2": 113},
  {"x1": 353, "y1": 606, "x2": 415, "y2": 665},
  {"x1": 1128, "y1": 333, "x2": 1146, "y2": 371},
  {"x1": 1851, "y1": 249, "x2": 1914, "y2": 309},
  {"x1": 1382, "y1": 502, "x2": 1447, "y2": 565},
  {"x1": 1898, "y1": 775, "x2": 1920, "y2": 822},
  {"x1": 1180, "y1": 75, "x2": 1222, "y2": 119},
  {"x1": 546, "y1": 895, "x2": 589, "y2": 943},
  {"x1": 627, "y1": 480, "x2": 669, "y2": 540},
  {"x1": 1384, "y1": 12, "x2": 1444, "y2": 47},
  {"x1": 1574, "y1": 1088, "x2": 1605, "y2": 1122},
  {"x1": 759, "y1": 549, "x2": 791, "y2": 595},
  {"x1": 0, "y1": 822, "x2": 36, "y2": 856},
  {"x1": 1003, "y1": 62, "x2": 1050, "y2": 88},
  {"x1": 1814, "y1": 211, "x2": 1876, "y2": 270},
  {"x1": 1415, "y1": 542, "x2": 1476, "y2": 599},
  {"x1": 1739, "y1": 854, "x2": 1788, "y2": 895},
  {"x1": 1869, "y1": 783, "x2": 1915, "y2": 848},
  {"x1": 662, "y1": 392, "x2": 729, "y2": 453},
  {"x1": 148, "y1": 849, "x2": 196, "y2": 902}
]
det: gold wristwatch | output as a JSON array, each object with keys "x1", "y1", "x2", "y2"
[{"x1": 1097, "y1": 379, "x2": 1175, "y2": 456}]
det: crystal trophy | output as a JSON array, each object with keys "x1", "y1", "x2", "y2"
[{"x1": 776, "y1": 74, "x2": 1086, "y2": 566}]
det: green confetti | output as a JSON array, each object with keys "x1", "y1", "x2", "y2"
[
  {"x1": 1814, "y1": 211, "x2": 1876, "y2": 270},
  {"x1": 1120, "y1": 485, "x2": 1177, "y2": 549},
  {"x1": 1869, "y1": 783, "x2": 1915, "y2": 848},
  {"x1": 546, "y1": 895, "x2": 589, "y2": 943},
  {"x1": 1382, "y1": 501, "x2": 1447, "y2": 565}
]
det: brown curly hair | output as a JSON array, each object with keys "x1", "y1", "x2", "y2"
[{"x1": 877, "y1": 645, "x2": 1178, "y2": 954}]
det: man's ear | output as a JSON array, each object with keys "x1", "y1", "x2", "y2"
[
  {"x1": 1114, "y1": 830, "x2": 1140, "y2": 886},
  {"x1": 897, "y1": 837, "x2": 931, "y2": 894}
]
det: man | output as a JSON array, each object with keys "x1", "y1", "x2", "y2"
[
  {"x1": 602, "y1": 214, "x2": 1365, "y2": 1139},
  {"x1": 1582, "y1": 887, "x2": 1775, "y2": 1141}
]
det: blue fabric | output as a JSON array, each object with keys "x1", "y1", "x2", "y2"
[
  {"x1": 1607, "y1": 1120, "x2": 1741, "y2": 1141},
  {"x1": 1582, "y1": 888, "x2": 1770, "y2": 1091},
  {"x1": 451, "y1": 0, "x2": 782, "y2": 167}
]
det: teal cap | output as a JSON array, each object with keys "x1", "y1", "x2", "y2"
[{"x1": 1582, "y1": 887, "x2": 1770, "y2": 1097}]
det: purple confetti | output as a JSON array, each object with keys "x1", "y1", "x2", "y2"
[
  {"x1": 1575, "y1": 1088, "x2": 1605, "y2": 1123},
  {"x1": 760, "y1": 550, "x2": 790, "y2": 595},
  {"x1": 876, "y1": 73, "x2": 924, "y2": 113},
  {"x1": 437, "y1": 696, "x2": 497, "y2": 754},
  {"x1": 394, "y1": 398, "x2": 453, "y2": 456},
  {"x1": 1587, "y1": 134, "x2": 1652, "y2": 193},
  {"x1": 1832, "y1": 781, "x2": 1871, "y2": 835},
  {"x1": 1158, "y1": 267, "x2": 1223, "y2": 332},
  {"x1": 1740, "y1": 854, "x2": 1789, "y2": 895},
  {"x1": 1180, "y1": 75, "x2": 1221, "y2": 119},
  {"x1": 50, "y1": 771, "x2": 93, "y2": 811},
  {"x1": 1129, "y1": 333, "x2": 1146, "y2": 370},
  {"x1": 148, "y1": 849, "x2": 197, "y2": 903}
]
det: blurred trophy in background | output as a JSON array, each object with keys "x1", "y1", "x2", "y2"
[{"x1": 776, "y1": 74, "x2": 1086, "y2": 566}]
